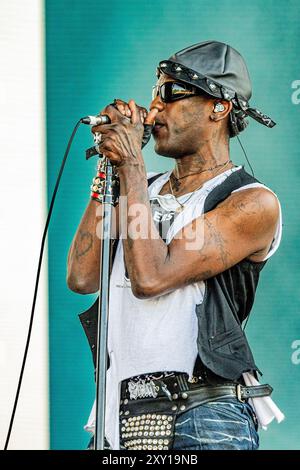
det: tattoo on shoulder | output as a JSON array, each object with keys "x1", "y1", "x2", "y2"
[
  {"x1": 230, "y1": 190, "x2": 265, "y2": 216},
  {"x1": 75, "y1": 230, "x2": 93, "y2": 259}
]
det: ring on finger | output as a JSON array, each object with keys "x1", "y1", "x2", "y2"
[{"x1": 93, "y1": 132, "x2": 102, "y2": 145}]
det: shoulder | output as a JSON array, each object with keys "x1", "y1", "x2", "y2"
[
  {"x1": 216, "y1": 186, "x2": 280, "y2": 225},
  {"x1": 202, "y1": 186, "x2": 280, "y2": 259}
]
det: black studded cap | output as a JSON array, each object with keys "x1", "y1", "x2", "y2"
[{"x1": 158, "y1": 40, "x2": 275, "y2": 130}]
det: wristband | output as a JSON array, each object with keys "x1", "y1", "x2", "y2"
[{"x1": 90, "y1": 159, "x2": 106, "y2": 203}]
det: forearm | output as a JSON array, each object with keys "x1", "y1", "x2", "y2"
[
  {"x1": 67, "y1": 199, "x2": 106, "y2": 293},
  {"x1": 119, "y1": 162, "x2": 169, "y2": 298}
]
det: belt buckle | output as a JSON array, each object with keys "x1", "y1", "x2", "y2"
[
  {"x1": 236, "y1": 384, "x2": 245, "y2": 403},
  {"x1": 128, "y1": 378, "x2": 159, "y2": 400}
]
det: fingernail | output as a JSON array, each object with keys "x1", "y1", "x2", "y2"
[{"x1": 126, "y1": 109, "x2": 131, "y2": 117}]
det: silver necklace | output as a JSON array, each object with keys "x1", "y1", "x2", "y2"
[
  {"x1": 169, "y1": 179, "x2": 203, "y2": 212},
  {"x1": 168, "y1": 160, "x2": 233, "y2": 213}
]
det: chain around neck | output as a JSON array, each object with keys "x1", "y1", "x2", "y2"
[
  {"x1": 168, "y1": 178, "x2": 200, "y2": 212},
  {"x1": 168, "y1": 159, "x2": 233, "y2": 212},
  {"x1": 172, "y1": 159, "x2": 232, "y2": 191}
]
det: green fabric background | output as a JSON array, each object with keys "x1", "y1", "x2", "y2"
[{"x1": 46, "y1": 0, "x2": 300, "y2": 449}]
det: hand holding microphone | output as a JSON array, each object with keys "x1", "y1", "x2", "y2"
[
  {"x1": 81, "y1": 99, "x2": 152, "y2": 125},
  {"x1": 82, "y1": 99, "x2": 159, "y2": 164}
]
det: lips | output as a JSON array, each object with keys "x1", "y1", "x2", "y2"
[
  {"x1": 152, "y1": 119, "x2": 166, "y2": 134},
  {"x1": 154, "y1": 119, "x2": 165, "y2": 127}
]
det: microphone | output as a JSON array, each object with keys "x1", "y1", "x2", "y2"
[
  {"x1": 81, "y1": 115, "x2": 111, "y2": 125},
  {"x1": 83, "y1": 111, "x2": 153, "y2": 160}
]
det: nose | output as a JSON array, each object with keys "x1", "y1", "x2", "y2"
[
  {"x1": 149, "y1": 95, "x2": 165, "y2": 112},
  {"x1": 145, "y1": 96, "x2": 165, "y2": 125}
]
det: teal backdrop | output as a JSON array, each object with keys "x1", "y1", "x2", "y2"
[{"x1": 46, "y1": 0, "x2": 300, "y2": 449}]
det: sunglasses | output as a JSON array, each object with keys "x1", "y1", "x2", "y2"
[{"x1": 152, "y1": 81, "x2": 199, "y2": 103}]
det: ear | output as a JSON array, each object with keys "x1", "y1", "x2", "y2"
[{"x1": 210, "y1": 100, "x2": 233, "y2": 122}]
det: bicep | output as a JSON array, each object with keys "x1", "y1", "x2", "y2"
[{"x1": 155, "y1": 188, "x2": 279, "y2": 295}]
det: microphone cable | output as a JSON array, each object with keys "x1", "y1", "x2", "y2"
[{"x1": 4, "y1": 119, "x2": 82, "y2": 450}]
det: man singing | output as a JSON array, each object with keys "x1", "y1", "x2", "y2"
[{"x1": 67, "y1": 40, "x2": 283, "y2": 450}]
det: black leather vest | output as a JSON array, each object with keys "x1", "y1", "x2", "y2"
[{"x1": 79, "y1": 167, "x2": 266, "y2": 380}]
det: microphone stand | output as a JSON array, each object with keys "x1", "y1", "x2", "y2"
[
  {"x1": 86, "y1": 118, "x2": 151, "y2": 450},
  {"x1": 94, "y1": 157, "x2": 116, "y2": 450}
]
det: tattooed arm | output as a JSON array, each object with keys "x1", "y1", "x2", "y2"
[
  {"x1": 67, "y1": 99, "x2": 146, "y2": 294},
  {"x1": 67, "y1": 200, "x2": 119, "y2": 293},
  {"x1": 122, "y1": 185, "x2": 279, "y2": 298},
  {"x1": 145, "y1": 187, "x2": 279, "y2": 296}
]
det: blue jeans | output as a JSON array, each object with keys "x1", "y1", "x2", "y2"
[
  {"x1": 87, "y1": 397, "x2": 259, "y2": 450},
  {"x1": 173, "y1": 397, "x2": 259, "y2": 450}
]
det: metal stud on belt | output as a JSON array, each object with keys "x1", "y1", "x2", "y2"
[{"x1": 120, "y1": 414, "x2": 174, "y2": 450}]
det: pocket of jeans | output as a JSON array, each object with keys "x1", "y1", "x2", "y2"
[
  {"x1": 191, "y1": 399, "x2": 259, "y2": 450},
  {"x1": 207, "y1": 400, "x2": 259, "y2": 449},
  {"x1": 205, "y1": 399, "x2": 249, "y2": 422}
]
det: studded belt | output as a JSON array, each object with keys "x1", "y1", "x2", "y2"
[
  {"x1": 119, "y1": 374, "x2": 272, "y2": 450},
  {"x1": 121, "y1": 372, "x2": 205, "y2": 401}
]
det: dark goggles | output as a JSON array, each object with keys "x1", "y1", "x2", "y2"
[{"x1": 152, "y1": 81, "x2": 199, "y2": 103}]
